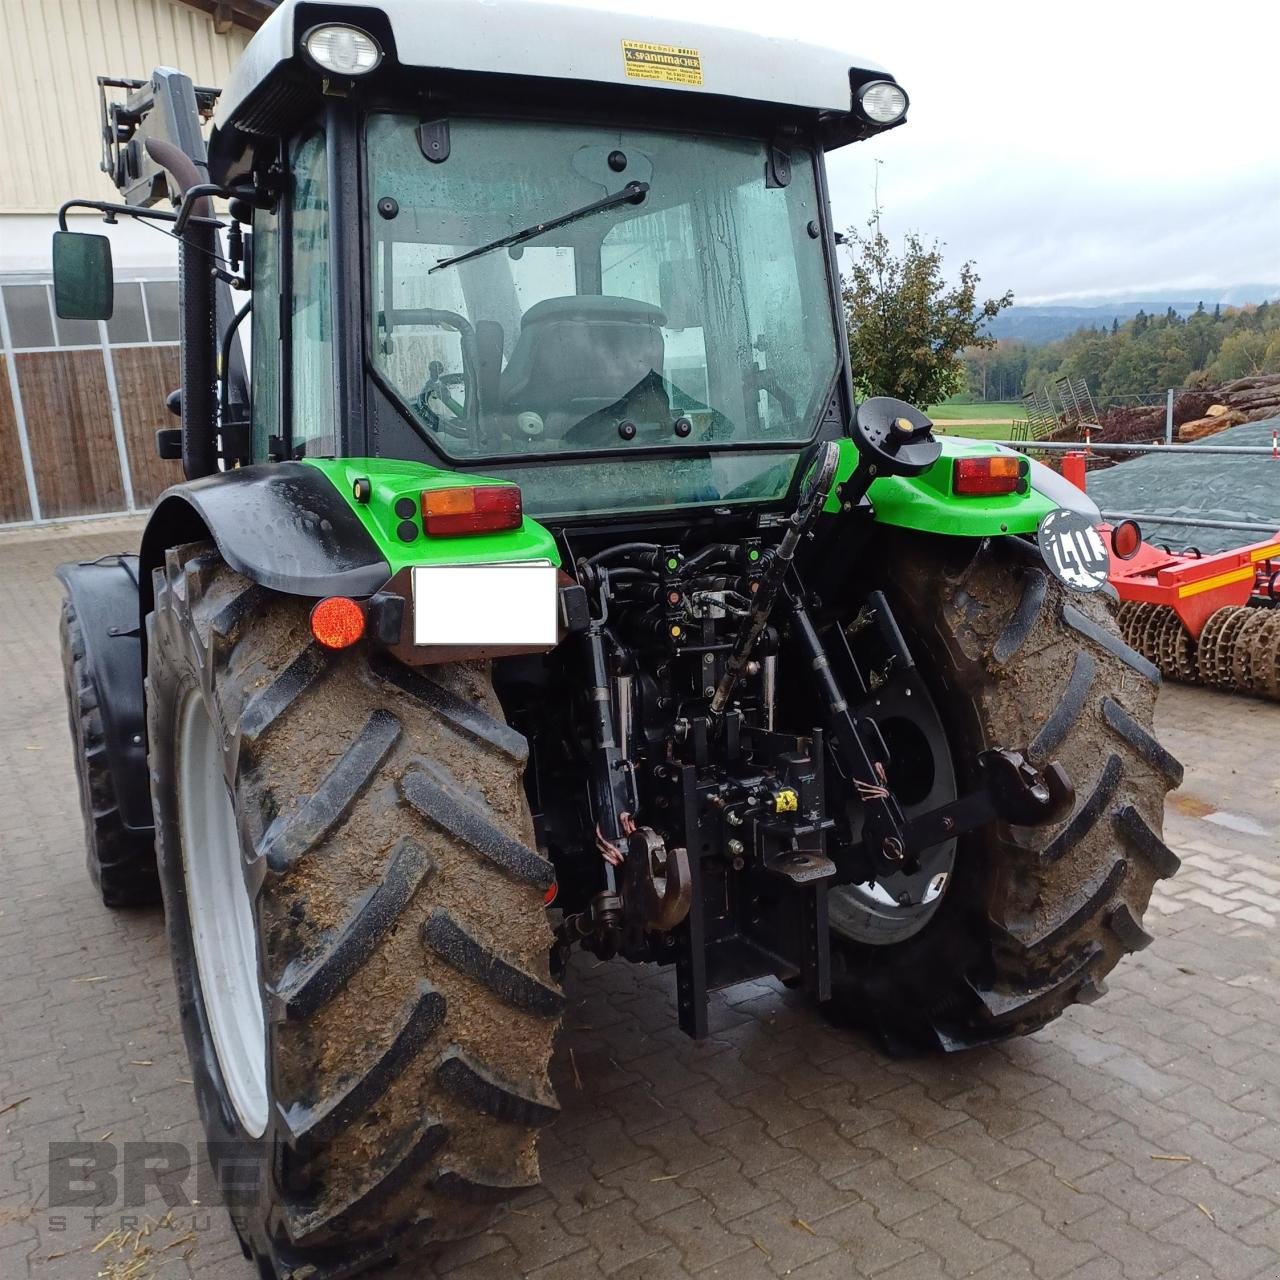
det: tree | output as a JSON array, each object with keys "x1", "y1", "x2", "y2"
[
  {"x1": 842, "y1": 211, "x2": 1012, "y2": 406},
  {"x1": 1209, "y1": 330, "x2": 1272, "y2": 380}
]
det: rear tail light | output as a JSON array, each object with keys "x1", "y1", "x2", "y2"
[
  {"x1": 952, "y1": 455, "x2": 1028, "y2": 497},
  {"x1": 1111, "y1": 519, "x2": 1142, "y2": 560},
  {"x1": 310, "y1": 596, "x2": 366, "y2": 649},
  {"x1": 421, "y1": 484, "x2": 523, "y2": 535}
]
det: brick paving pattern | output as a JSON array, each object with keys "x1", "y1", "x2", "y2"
[{"x1": 1, "y1": 524, "x2": 1276, "y2": 1279}]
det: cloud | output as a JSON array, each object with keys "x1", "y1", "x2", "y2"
[{"x1": 572, "y1": 0, "x2": 1280, "y2": 299}]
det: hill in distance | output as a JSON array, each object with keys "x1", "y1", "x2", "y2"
[{"x1": 988, "y1": 284, "x2": 1280, "y2": 344}]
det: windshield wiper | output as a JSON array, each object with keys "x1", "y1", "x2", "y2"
[{"x1": 431, "y1": 181, "x2": 649, "y2": 274}]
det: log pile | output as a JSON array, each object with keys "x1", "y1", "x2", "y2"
[{"x1": 1091, "y1": 375, "x2": 1280, "y2": 445}]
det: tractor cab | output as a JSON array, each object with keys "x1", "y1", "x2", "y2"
[{"x1": 210, "y1": 0, "x2": 910, "y2": 514}]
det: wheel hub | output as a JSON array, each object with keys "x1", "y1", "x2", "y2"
[{"x1": 829, "y1": 687, "x2": 959, "y2": 946}]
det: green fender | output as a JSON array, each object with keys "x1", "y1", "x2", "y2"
[
  {"x1": 302, "y1": 458, "x2": 561, "y2": 573},
  {"x1": 823, "y1": 435, "x2": 1057, "y2": 536}
]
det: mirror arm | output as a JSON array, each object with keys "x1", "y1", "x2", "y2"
[{"x1": 57, "y1": 198, "x2": 221, "y2": 233}]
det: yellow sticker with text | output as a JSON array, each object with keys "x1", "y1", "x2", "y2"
[{"x1": 622, "y1": 40, "x2": 703, "y2": 87}]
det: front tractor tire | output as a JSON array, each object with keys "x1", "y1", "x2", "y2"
[
  {"x1": 60, "y1": 599, "x2": 160, "y2": 907},
  {"x1": 146, "y1": 543, "x2": 561, "y2": 1278},
  {"x1": 828, "y1": 536, "x2": 1183, "y2": 1052}
]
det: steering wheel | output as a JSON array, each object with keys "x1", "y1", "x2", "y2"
[
  {"x1": 414, "y1": 362, "x2": 472, "y2": 439},
  {"x1": 385, "y1": 306, "x2": 478, "y2": 439}
]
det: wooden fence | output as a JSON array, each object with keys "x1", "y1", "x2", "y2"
[{"x1": 0, "y1": 279, "x2": 184, "y2": 526}]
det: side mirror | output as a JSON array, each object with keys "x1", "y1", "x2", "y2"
[{"x1": 52, "y1": 231, "x2": 114, "y2": 321}]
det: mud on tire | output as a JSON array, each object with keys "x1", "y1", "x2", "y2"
[
  {"x1": 828, "y1": 534, "x2": 1183, "y2": 1051},
  {"x1": 146, "y1": 543, "x2": 561, "y2": 1277},
  {"x1": 60, "y1": 599, "x2": 160, "y2": 907}
]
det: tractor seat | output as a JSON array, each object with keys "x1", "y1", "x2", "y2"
[{"x1": 500, "y1": 295, "x2": 667, "y2": 423}]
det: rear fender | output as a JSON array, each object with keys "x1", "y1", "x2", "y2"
[
  {"x1": 56, "y1": 557, "x2": 153, "y2": 834},
  {"x1": 826, "y1": 435, "x2": 1062, "y2": 537},
  {"x1": 137, "y1": 462, "x2": 392, "y2": 619}
]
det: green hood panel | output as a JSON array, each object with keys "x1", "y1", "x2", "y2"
[
  {"x1": 302, "y1": 458, "x2": 561, "y2": 575},
  {"x1": 824, "y1": 435, "x2": 1056, "y2": 536}
]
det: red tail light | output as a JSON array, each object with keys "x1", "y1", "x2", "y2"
[
  {"x1": 1111, "y1": 519, "x2": 1143, "y2": 560},
  {"x1": 421, "y1": 485, "x2": 522, "y2": 535},
  {"x1": 952, "y1": 455, "x2": 1028, "y2": 497},
  {"x1": 310, "y1": 596, "x2": 366, "y2": 649}
]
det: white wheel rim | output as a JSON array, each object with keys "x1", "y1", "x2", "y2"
[{"x1": 177, "y1": 689, "x2": 268, "y2": 1137}]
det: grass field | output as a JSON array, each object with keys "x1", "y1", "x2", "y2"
[
  {"x1": 925, "y1": 400, "x2": 1024, "y2": 440},
  {"x1": 928, "y1": 421, "x2": 1017, "y2": 440},
  {"x1": 925, "y1": 401, "x2": 1024, "y2": 421}
]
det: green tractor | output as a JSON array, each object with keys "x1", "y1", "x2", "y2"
[{"x1": 54, "y1": 2, "x2": 1181, "y2": 1274}]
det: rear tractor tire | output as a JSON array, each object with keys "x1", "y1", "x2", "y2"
[
  {"x1": 828, "y1": 535, "x2": 1183, "y2": 1051},
  {"x1": 146, "y1": 543, "x2": 561, "y2": 1277},
  {"x1": 60, "y1": 599, "x2": 160, "y2": 907}
]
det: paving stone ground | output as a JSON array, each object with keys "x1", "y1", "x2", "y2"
[{"x1": 1, "y1": 523, "x2": 1276, "y2": 1280}]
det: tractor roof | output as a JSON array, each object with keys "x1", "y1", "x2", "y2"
[{"x1": 214, "y1": 0, "x2": 897, "y2": 145}]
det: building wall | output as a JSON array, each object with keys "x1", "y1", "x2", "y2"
[
  {"x1": 0, "y1": 0, "x2": 251, "y2": 215},
  {"x1": 0, "y1": 0, "x2": 253, "y2": 525}
]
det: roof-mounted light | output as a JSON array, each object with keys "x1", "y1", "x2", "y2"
[
  {"x1": 303, "y1": 24, "x2": 382, "y2": 76},
  {"x1": 858, "y1": 80, "x2": 909, "y2": 125}
]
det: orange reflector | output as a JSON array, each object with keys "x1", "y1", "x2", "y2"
[
  {"x1": 421, "y1": 484, "x2": 522, "y2": 535},
  {"x1": 544, "y1": 882, "x2": 558, "y2": 906},
  {"x1": 310, "y1": 596, "x2": 366, "y2": 649},
  {"x1": 1112, "y1": 519, "x2": 1142, "y2": 560},
  {"x1": 953, "y1": 455, "x2": 1027, "y2": 496}
]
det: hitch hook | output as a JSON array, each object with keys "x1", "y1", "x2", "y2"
[
  {"x1": 626, "y1": 827, "x2": 693, "y2": 932},
  {"x1": 979, "y1": 749, "x2": 1075, "y2": 825}
]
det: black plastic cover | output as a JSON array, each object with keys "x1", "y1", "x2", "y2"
[
  {"x1": 56, "y1": 557, "x2": 154, "y2": 834},
  {"x1": 139, "y1": 463, "x2": 391, "y2": 609}
]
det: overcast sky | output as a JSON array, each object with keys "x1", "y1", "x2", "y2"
[{"x1": 592, "y1": 0, "x2": 1279, "y2": 304}]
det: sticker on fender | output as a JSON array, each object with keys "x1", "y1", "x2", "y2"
[
  {"x1": 412, "y1": 563, "x2": 558, "y2": 647},
  {"x1": 1037, "y1": 509, "x2": 1110, "y2": 593}
]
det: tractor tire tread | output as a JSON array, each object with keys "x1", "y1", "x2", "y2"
[
  {"x1": 826, "y1": 536, "x2": 1181, "y2": 1051},
  {"x1": 145, "y1": 546, "x2": 558, "y2": 1276},
  {"x1": 423, "y1": 908, "x2": 566, "y2": 1018}
]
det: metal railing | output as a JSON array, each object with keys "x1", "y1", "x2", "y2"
[
  {"x1": 992, "y1": 440, "x2": 1278, "y2": 458},
  {"x1": 1099, "y1": 512, "x2": 1279, "y2": 536}
]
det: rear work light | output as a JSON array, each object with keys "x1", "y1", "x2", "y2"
[
  {"x1": 952, "y1": 455, "x2": 1029, "y2": 497},
  {"x1": 303, "y1": 25, "x2": 382, "y2": 75},
  {"x1": 421, "y1": 485, "x2": 523, "y2": 536}
]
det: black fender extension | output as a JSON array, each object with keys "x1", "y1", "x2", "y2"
[{"x1": 56, "y1": 556, "x2": 154, "y2": 836}]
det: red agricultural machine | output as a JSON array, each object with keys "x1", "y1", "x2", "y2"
[
  {"x1": 1044, "y1": 445, "x2": 1280, "y2": 699},
  {"x1": 1108, "y1": 529, "x2": 1280, "y2": 697}
]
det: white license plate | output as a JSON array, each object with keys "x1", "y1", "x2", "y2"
[{"x1": 412, "y1": 563, "x2": 558, "y2": 647}]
